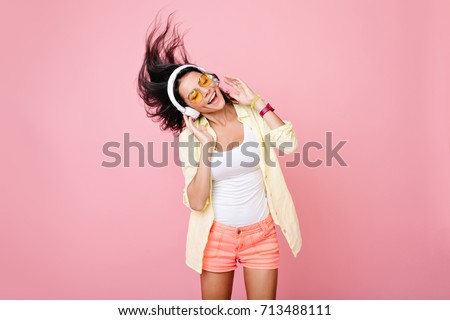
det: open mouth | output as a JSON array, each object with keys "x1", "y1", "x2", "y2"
[{"x1": 208, "y1": 91, "x2": 218, "y2": 104}]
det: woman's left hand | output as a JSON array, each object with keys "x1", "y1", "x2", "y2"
[{"x1": 223, "y1": 75, "x2": 257, "y2": 106}]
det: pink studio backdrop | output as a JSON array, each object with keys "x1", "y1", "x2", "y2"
[{"x1": 1, "y1": 0, "x2": 449, "y2": 299}]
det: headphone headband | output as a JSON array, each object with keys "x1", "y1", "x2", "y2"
[{"x1": 166, "y1": 64, "x2": 206, "y2": 119}]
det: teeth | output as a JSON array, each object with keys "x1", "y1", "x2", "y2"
[{"x1": 208, "y1": 92, "x2": 216, "y2": 103}]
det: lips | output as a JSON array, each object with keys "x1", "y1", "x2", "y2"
[{"x1": 208, "y1": 91, "x2": 217, "y2": 104}]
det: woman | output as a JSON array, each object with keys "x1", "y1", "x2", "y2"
[{"x1": 137, "y1": 13, "x2": 302, "y2": 300}]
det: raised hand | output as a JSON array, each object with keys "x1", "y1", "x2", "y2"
[
  {"x1": 183, "y1": 114, "x2": 214, "y2": 146},
  {"x1": 223, "y1": 75, "x2": 257, "y2": 106}
]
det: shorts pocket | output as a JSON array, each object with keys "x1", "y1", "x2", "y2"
[
  {"x1": 203, "y1": 230, "x2": 223, "y2": 259},
  {"x1": 250, "y1": 225, "x2": 278, "y2": 255}
]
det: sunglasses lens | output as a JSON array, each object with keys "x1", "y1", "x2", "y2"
[
  {"x1": 188, "y1": 73, "x2": 216, "y2": 104},
  {"x1": 189, "y1": 89, "x2": 202, "y2": 103},
  {"x1": 199, "y1": 73, "x2": 212, "y2": 87}
]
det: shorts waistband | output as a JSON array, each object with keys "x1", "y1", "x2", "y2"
[{"x1": 210, "y1": 213, "x2": 274, "y2": 236}]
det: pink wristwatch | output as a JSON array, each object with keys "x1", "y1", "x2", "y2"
[{"x1": 259, "y1": 103, "x2": 275, "y2": 117}]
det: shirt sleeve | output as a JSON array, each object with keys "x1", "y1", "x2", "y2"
[
  {"x1": 178, "y1": 128, "x2": 210, "y2": 211},
  {"x1": 255, "y1": 110, "x2": 299, "y2": 154}
]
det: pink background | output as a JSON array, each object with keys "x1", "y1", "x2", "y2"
[{"x1": 1, "y1": 0, "x2": 449, "y2": 299}]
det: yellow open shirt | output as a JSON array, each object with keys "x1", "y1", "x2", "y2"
[{"x1": 178, "y1": 102, "x2": 302, "y2": 274}]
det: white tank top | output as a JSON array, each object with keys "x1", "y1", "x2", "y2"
[{"x1": 211, "y1": 122, "x2": 270, "y2": 226}]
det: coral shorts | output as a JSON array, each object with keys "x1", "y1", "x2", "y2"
[{"x1": 202, "y1": 214, "x2": 280, "y2": 273}]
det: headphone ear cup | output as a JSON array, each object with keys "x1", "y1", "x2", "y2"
[
  {"x1": 184, "y1": 107, "x2": 201, "y2": 120},
  {"x1": 211, "y1": 74, "x2": 220, "y2": 86}
]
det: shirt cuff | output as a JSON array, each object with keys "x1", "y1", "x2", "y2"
[
  {"x1": 183, "y1": 187, "x2": 210, "y2": 211},
  {"x1": 268, "y1": 120, "x2": 292, "y2": 140},
  {"x1": 268, "y1": 120, "x2": 298, "y2": 154}
]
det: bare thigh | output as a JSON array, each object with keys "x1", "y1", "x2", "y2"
[
  {"x1": 200, "y1": 269, "x2": 235, "y2": 300},
  {"x1": 244, "y1": 267, "x2": 278, "y2": 300}
]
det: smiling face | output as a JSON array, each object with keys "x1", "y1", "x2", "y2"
[{"x1": 177, "y1": 71, "x2": 226, "y2": 114}]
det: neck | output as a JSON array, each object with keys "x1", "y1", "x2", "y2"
[{"x1": 203, "y1": 102, "x2": 236, "y2": 127}]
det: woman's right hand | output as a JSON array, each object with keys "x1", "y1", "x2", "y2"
[{"x1": 183, "y1": 114, "x2": 214, "y2": 146}]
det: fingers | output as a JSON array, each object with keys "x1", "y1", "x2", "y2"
[
  {"x1": 224, "y1": 79, "x2": 242, "y2": 97},
  {"x1": 224, "y1": 75, "x2": 246, "y2": 91},
  {"x1": 183, "y1": 114, "x2": 194, "y2": 132},
  {"x1": 226, "y1": 75, "x2": 245, "y2": 84},
  {"x1": 183, "y1": 113, "x2": 203, "y2": 135},
  {"x1": 224, "y1": 75, "x2": 239, "y2": 83},
  {"x1": 223, "y1": 79, "x2": 236, "y2": 89},
  {"x1": 224, "y1": 75, "x2": 241, "y2": 83},
  {"x1": 183, "y1": 114, "x2": 189, "y2": 126}
]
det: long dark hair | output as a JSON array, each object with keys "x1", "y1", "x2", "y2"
[{"x1": 137, "y1": 12, "x2": 236, "y2": 136}]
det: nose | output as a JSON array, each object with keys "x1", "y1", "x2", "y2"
[{"x1": 201, "y1": 87, "x2": 211, "y2": 101}]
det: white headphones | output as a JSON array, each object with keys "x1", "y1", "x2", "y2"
[{"x1": 166, "y1": 64, "x2": 218, "y2": 120}]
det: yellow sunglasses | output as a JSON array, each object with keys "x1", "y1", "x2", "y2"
[{"x1": 188, "y1": 73, "x2": 218, "y2": 104}]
